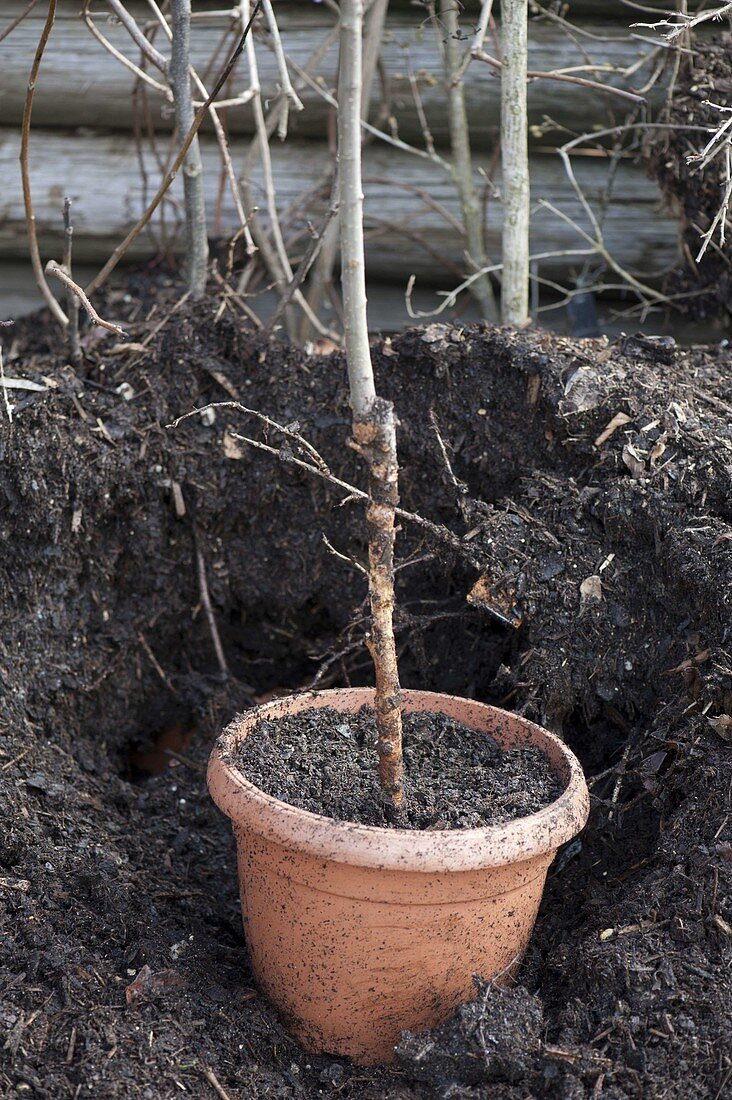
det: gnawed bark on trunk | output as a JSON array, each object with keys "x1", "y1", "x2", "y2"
[
  {"x1": 351, "y1": 399, "x2": 405, "y2": 807},
  {"x1": 339, "y1": 0, "x2": 404, "y2": 809}
]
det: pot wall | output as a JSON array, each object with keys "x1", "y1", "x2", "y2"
[
  {"x1": 209, "y1": 688, "x2": 589, "y2": 1064},
  {"x1": 236, "y1": 827, "x2": 551, "y2": 1061}
]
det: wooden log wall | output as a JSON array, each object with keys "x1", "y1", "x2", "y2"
[
  {"x1": 0, "y1": 0, "x2": 685, "y2": 324},
  {"x1": 0, "y1": 3, "x2": 669, "y2": 140}
]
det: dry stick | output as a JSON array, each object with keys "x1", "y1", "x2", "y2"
[
  {"x1": 195, "y1": 536, "x2": 229, "y2": 680},
  {"x1": 339, "y1": 0, "x2": 404, "y2": 809},
  {"x1": 20, "y1": 0, "x2": 68, "y2": 328},
  {"x1": 439, "y1": 0, "x2": 499, "y2": 322},
  {"x1": 0, "y1": 345, "x2": 13, "y2": 424},
  {"x1": 107, "y1": 0, "x2": 169, "y2": 70},
  {"x1": 83, "y1": 1, "x2": 170, "y2": 97},
  {"x1": 263, "y1": 205, "x2": 339, "y2": 336},
  {"x1": 62, "y1": 199, "x2": 81, "y2": 364},
  {"x1": 85, "y1": 0, "x2": 263, "y2": 298},
  {"x1": 237, "y1": 0, "x2": 294, "y2": 328},
  {"x1": 472, "y1": 49, "x2": 648, "y2": 104},
  {"x1": 203, "y1": 1067, "x2": 233, "y2": 1100},
  {"x1": 261, "y1": 0, "x2": 304, "y2": 139},
  {"x1": 500, "y1": 0, "x2": 530, "y2": 326},
  {"x1": 634, "y1": 2, "x2": 732, "y2": 41},
  {"x1": 0, "y1": 0, "x2": 38, "y2": 45},
  {"x1": 45, "y1": 263, "x2": 127, "y2": 336},
  {"x1": 170, "y1": 0, "x2": 209, "y2": 297},
  {"x1": 168, "y1": 403, "x2": 460, "y2": 552}
]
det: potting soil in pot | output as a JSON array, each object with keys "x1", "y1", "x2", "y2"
[{"x1": 228, "y1": 705, "x2": 563, "y2": 828}]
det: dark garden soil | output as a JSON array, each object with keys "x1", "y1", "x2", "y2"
[
  {"x1": 228, "y1": 705, "x2": 562, "y2": 829},
  {"x1": 1, "y1": 282, "x2": 731, "y2": 1098},
  {"x1": 645, "y1": 32, "x2": 732, "y2": 323}
]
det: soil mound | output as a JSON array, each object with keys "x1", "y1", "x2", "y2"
[{"x1": 1, "y1": 291, "x2": 730, "y2": 1097}]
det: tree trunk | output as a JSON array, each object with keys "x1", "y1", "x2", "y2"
[
  {"x1": 441, "y1": 0, "x2": 499, "y2": 322},
  {"x1": 501, "y1": 0, "x2": 530, "y2": 326},
  {"x1": 339, "y1": 0, "x2": 404, "y2": 809},
  {"x1": 170, "y1": 0, "x2": 209, "y2": 298}
]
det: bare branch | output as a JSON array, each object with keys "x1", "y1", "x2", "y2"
[
  {"x1": 261, "y1": 0, "x2": 304, "y2": 139},
  {"x1": 472, "y1": 49, "x2": 648, "y2": 104},
  {"x1": 633, "y1": 3, "x2": 732, "y2": 41},
  {"x1": 438, "y1": 0, "x2": 499, "y2": 322},
  {"x1": 106, "y1": 0, "x2": 169, "y2": 71},
  {"x1": 20, "y1": 0, "x2": 68, "y2": 327},
  {"x1": 85, "y1": 0, "x2": 263, "y2": 297},
  {"x1": 46, "y1": 262, "x2": 127, "y2": 336},
  {"x1": 263, "y1": 206, "x2": 340, "y2": 337},
  {"x1": 0, "y1": 0, "x2": 38, "y2": 45}
]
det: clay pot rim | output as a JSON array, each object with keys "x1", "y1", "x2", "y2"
[{"x1": 208, "y1": 688, "x2": 590, "y2": 874}]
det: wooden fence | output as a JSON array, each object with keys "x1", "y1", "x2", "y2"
[{"x1": 0, "y1": 0, "x2": 687, "y2": 328}]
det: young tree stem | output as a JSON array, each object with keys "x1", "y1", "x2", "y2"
[
  {"x1": 63, "y1": 197, "x2": 81, "y2": 364},
  {"x1": 170, "y1": 0, "x2": 209, "y2": 298},
  {"x1": 440, "y1": 0, "x2": 498, "y2": 322},
  {"x1": 339, "y1": 0, "x2": 404, "y2": 809},
  {"x1": 500, "y1": 0, "x2": 530, "y2": 326}
]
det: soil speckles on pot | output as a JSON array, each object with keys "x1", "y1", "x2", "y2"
[{"x1": 228, "y1": 705, "x2": 563, "y2": 828}]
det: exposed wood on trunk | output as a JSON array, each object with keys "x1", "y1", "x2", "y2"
[
  {"x1": 0, "y1": 130, "x2": 680, "y2": 280},
  {"x1": 339, "y1": 0, "x2": 404, "y2": 809},
  {"x1": 352, "y1": 402, "x2": 405, "y2": 808},
  {"x1": 0, "y1": 4, "x2": 674, "y2": 142}
]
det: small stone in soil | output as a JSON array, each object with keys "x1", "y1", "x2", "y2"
[{"x1": 228, "y1": 706, "x2": 564, "y2": 830}]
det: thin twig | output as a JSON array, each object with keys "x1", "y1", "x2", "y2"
[
  {"x1": 437, "y1": 0, "x2": 498, "y2": 321},
  {"x1": 263, "y1": 206, "x2": 339, "y2": 336},
  {"x1": 195, "y1": 534, "x2": 229, "y2": 680},
  {"x1": 261, "y1": 0, "x2": 304, "y2": 139},
  {"x1": 143, "y1": 0, "x2": 255, "y2": 253},
  {"x1": 0, "y1": 346, "x2": 13, "y2": 424},
  {"x1": 85, "y1": 0, "x2": 263, "y2": 296},
  {"x1": 0, "y1": 0, "x2": 38, "y2": 45},
  {"x1": 63, "y1": 198, "x2": 81, "y2": 363},
  {"x1": 322, "y1": 533, "x2": 368, "y2": 576},
  {"x1": 472, "y1": 49, "x2": 648, "y2": 104},
  {"x1": 203, "y1": 1066, "x2": 233, "y2": 1100},
  {"x1": 83, "y1": 1, "x2": 171, "y2": 97},
  {"x1": 20, "y1": 0, "x2": 68, "y2": 327},
  {"x1": 46, "y1": 263, "x2": 126, "y2": 336},
  {"x1": 106, "y1": 0, "x2": 169, "y2": 71},
  {"x1": 167, "y1": 402, "x2": 460, "y2": 549}
]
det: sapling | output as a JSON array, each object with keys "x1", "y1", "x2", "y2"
[
  {"x1": 339, "y1": 0, "x2": 404, "y2": 808},
  {"x1": 500, "y1": 0, "x2": 530, "y2": 326},
  {"x1": 439, "y1": 0, "x2": 498, "y2": 323},
  {"x1": 169, "y1": 0, "x2": 209, "y2": 298}
]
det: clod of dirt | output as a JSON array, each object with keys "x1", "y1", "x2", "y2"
[
  {"x1": 228, "y1": 706, "x2": 563, "y2": 829},
  {"x1": 396, "y1": 978, "x2": 544, "y2": 1088}
]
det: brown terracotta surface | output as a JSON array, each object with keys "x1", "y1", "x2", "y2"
[{"x1": 208, "y1": 688, "x2": 590, "y2": 1064}]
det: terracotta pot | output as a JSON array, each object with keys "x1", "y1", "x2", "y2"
[{"x1": 208, "y1": 688, "x2": 589, "y2": 1065}]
